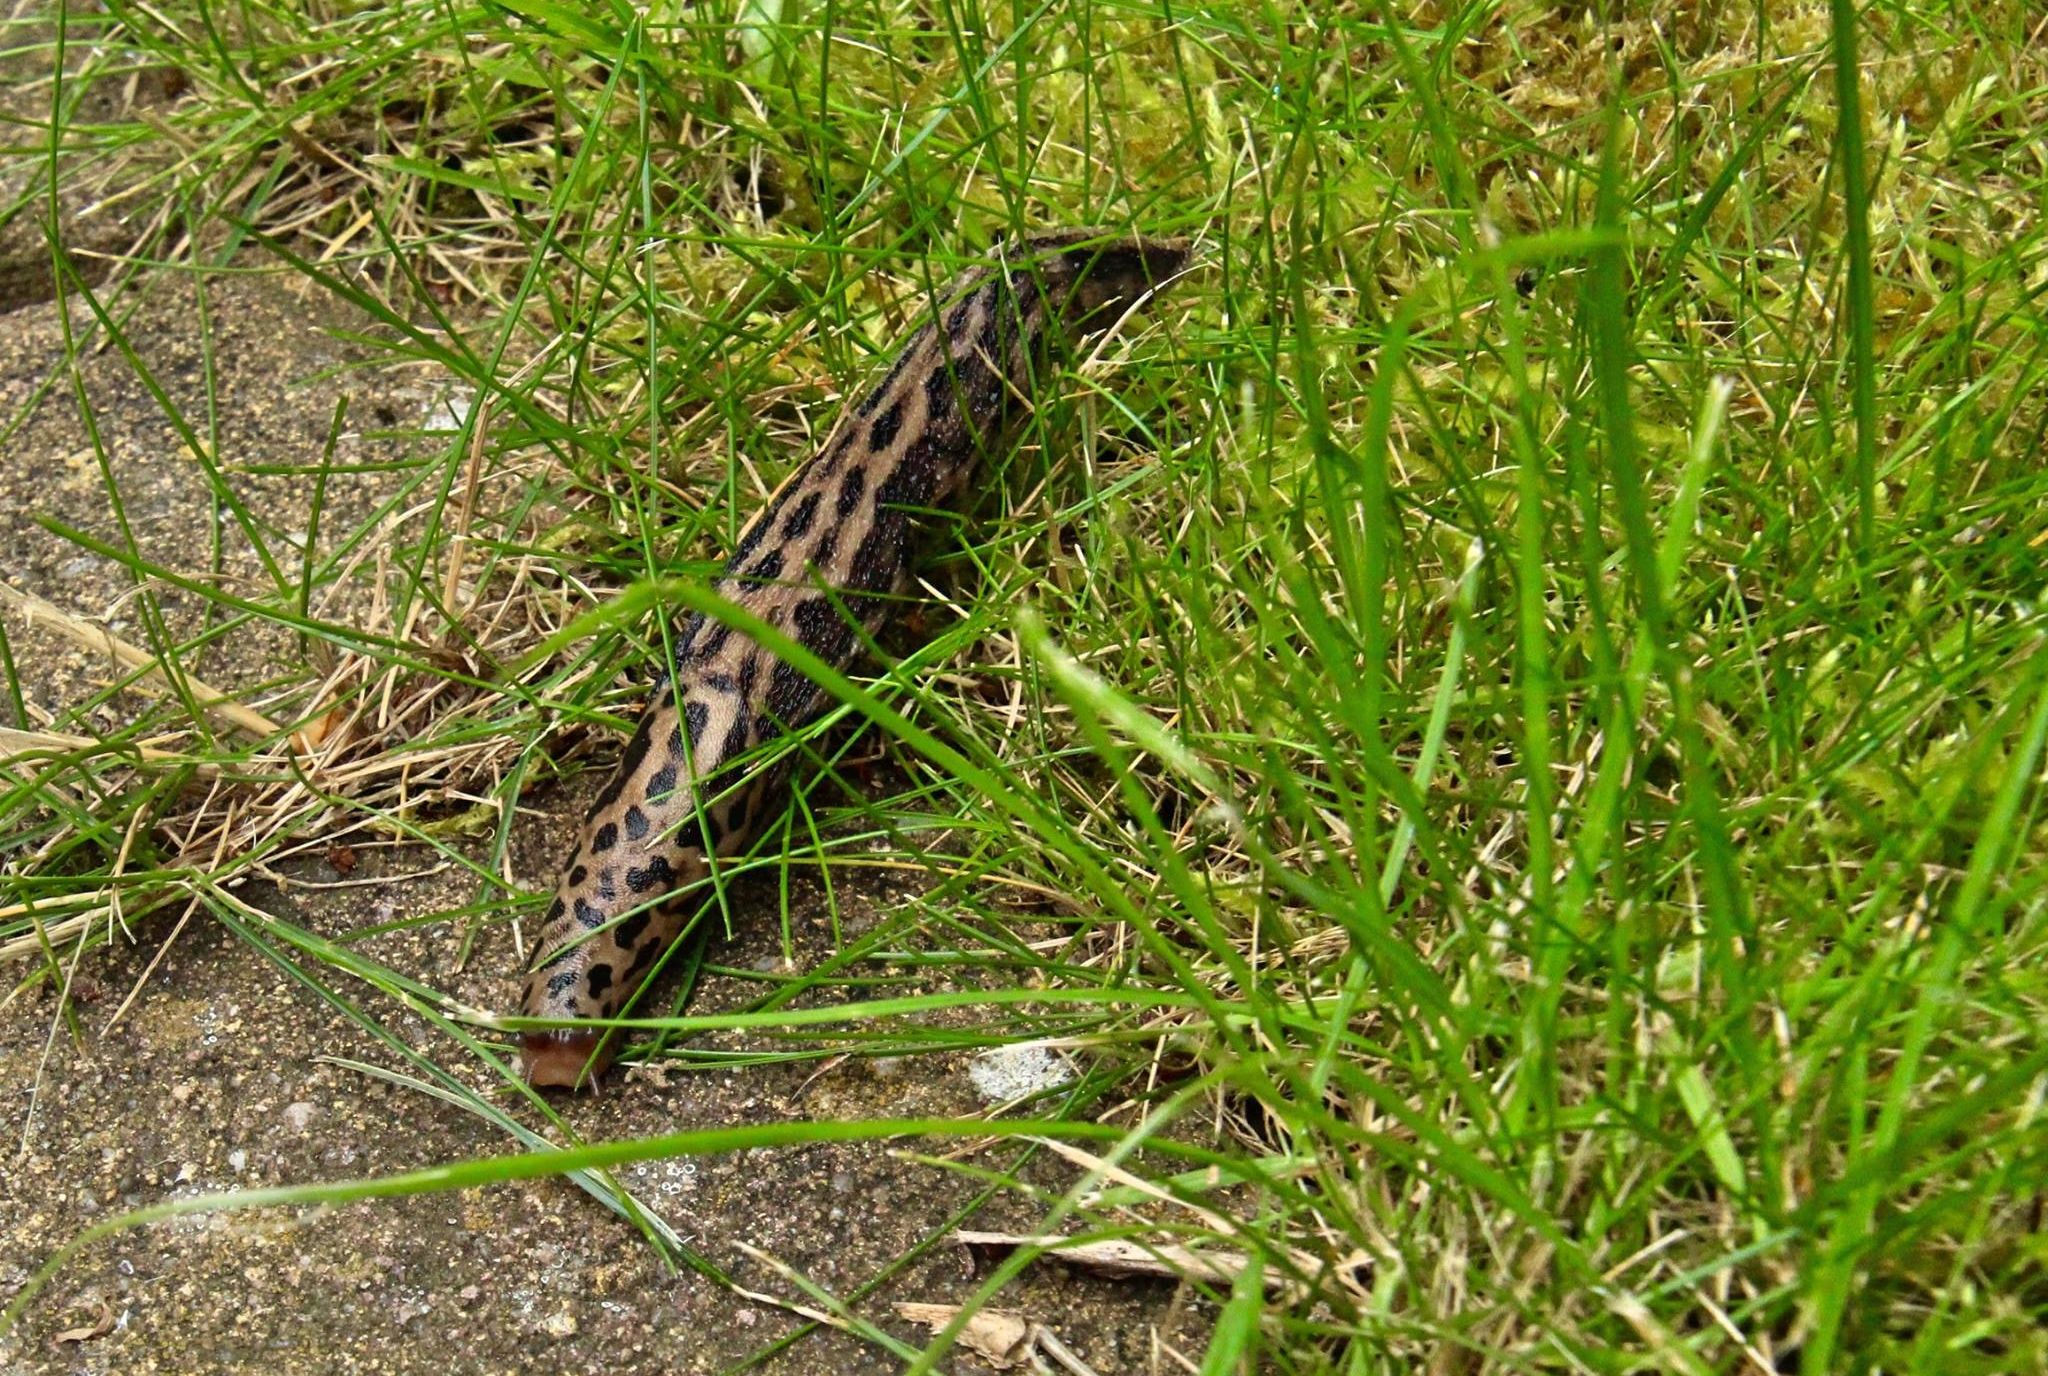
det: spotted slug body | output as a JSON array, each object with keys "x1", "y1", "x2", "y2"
[{"x1": 518, "y1": 229, "x2": 1189, "y2": 1089}]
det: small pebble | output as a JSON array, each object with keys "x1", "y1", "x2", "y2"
[{"x1": 422, "y1": 388, "x2": 475, "y2": 433}]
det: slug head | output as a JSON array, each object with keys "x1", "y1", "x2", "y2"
[
  {"x1": 520, "y1": 1028, "x2": 614, "y2": 1091},
  {"x1": 1006, "y1": 228, "x2": 1193, "y2": 335}
]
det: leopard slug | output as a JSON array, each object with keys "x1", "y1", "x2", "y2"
[{"x1": 517, "y1": 228, "x2": 1189, "y2": 1088}]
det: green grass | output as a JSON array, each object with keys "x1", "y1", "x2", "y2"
[{"x1": 4, "y1": 0, "x2": 2048, "y2": 1370}]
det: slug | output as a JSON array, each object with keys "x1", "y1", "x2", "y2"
[{"x1": 517, "y1": 228, "x2": 1189, "y2": 1089}]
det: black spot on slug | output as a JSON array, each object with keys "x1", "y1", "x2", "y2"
[
  {"x1": 592, "y1": 708, "x2": 659, "y2": 812},
  {"x1": 614, "y1": 909, "x2": 651, "y2": 953},
  {"x1": 941, "y1": 347, "x2": 998, "y2": 423},
  {"x1": 836, "y1": 466, "x2": 866, "y2": 518},
  {"x1": 584, "y1": 963, "x2": 614, "y2": 997},
  {"x1": 616, "y1": 710, "x2": 658, "y2": 780},
  {"x1": 568, "y1": 865, "x2": 587, "y2": 888},
  {"x1": 648, "y1": 762, "x2": 678, "y2": 802},
  {"x1": 781, "y1": 490, "x2": 821, "y2": 539},
  {"x1": 546, "y1": 969, "x2": 579, "y2": 998},
  {"x1": 626, "y1": 855, "x2": 675, "y2": 894},
  {"x1": 691, "y1": 622, "x2": 733, "y2": 663},
  {"x1": 591, "y1": 821, "x2": 618, "y2": 854},
  {"x1": 683, "y1": 699, "x2": 709, "y2": 748},
  {"x1": 793, "y1": 596, "x2": 855, "y2": 665},
  {"x1": 573, "y1": 897, "x2": 605, "y2": 930},
  {"x1": 849, "y1": 516, "x2": 907, "y2": 593},
  {"x1": 624, "y1": 806, "x2": 650, "y2": 842},
  {"x1": 923, "y1": 357, "x2": 957, "y2": 419},
  {"x1": 765, "y1": 659, "x2": 814, "y2": 724},
  {"x1": 816, "y1": 431, "x2": 849, "y2": 476},
  {"x1": 875, "y1": 453, "x2": 937, "y2": 513},
  {"x1": 748, "y1": 547, "x2": 785, "y2": 584},
  {"x1": 693, "y1": 809, "x2": 724, "y2": 851},
  {"x1": 732, "y1": 509, "x2": 772, "y2": 567},
  {"x1": 856, "y1": 343, "x2": 920, "y2": 419},
  {"x1": 625, "y1": 929, "x2": 663, "y2": 974},
  {"x1": 869, "y1": 400, "x2": 903, "y2": 453},
  {"x1": 720, "y1": 710, "x2": 752, "y2": 761},
  {"x1": 973, "y1": 305, "x2": 1003, "y2": 362},
  {"x1": 590, "y1": 773, "x2": 628, "y2": 817}
]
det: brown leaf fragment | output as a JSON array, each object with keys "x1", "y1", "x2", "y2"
[
  {"x1": 954, "y1": 1229, "x2": 1264, "y2": 1288},
  {"x1": 894, "y1": 1302, "x2": 1035, "y2": 1369},
  {"x1": 51, "y1": 1299, "x2": 115, "y2": 1346}
]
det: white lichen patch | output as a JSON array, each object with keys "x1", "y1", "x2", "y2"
[{"x1": 967, "y1": 1042, "x2": 1075, "y2": 1105}]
